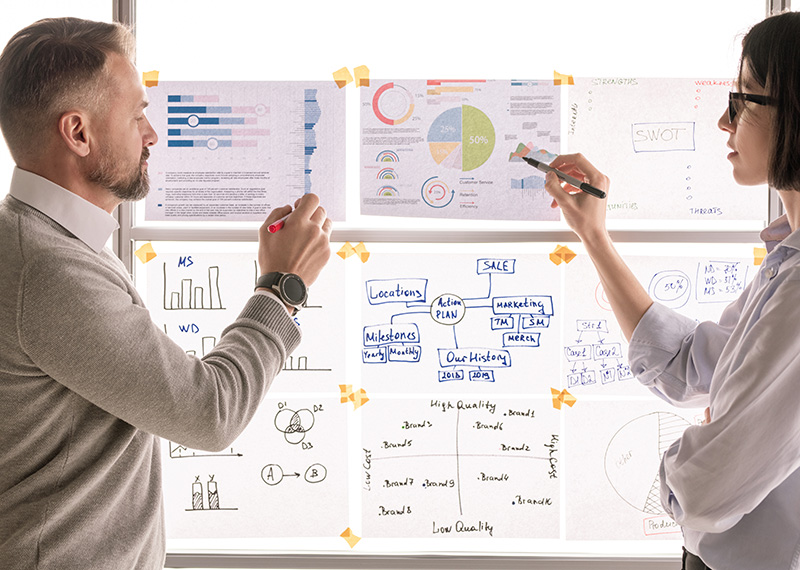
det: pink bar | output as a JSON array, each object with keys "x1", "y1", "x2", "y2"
[
  {"x1": 231, "y1": 140, "x2": 258, "y2": 147},
  {"x1": 231, "y1": 129, "x2": 269, "y2": 136},
  {"x1": 193, "y1": 95, "x2": 219, "y2": 102},
  {"x1": 231, "y1": 106, "x2": 270, "y2": 114}
]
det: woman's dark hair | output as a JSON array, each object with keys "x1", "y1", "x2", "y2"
[{"x1": 740, "y1": 11, "x2": 800, "y2": 190}]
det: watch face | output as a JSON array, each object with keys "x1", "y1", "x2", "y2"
[{"x1": 281, "y1": 274, "x2": 306, "y2": 304}]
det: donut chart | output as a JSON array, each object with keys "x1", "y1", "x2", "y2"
[
  {"x1": 427, "y1": 105, "x2": 495, "y2": 171},
  {"x1": 372, "y1": 83, "x2": 415, "y2": 125},
  {"x1": 421, "y1": 176, "x2": 453, "y2": 208}
]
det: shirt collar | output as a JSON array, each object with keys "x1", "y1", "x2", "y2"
[{"x1": 8, "y1": 166, "x2": 119, "y2": 253}]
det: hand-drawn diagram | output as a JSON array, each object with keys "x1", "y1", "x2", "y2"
[
  {"x1": 281, "y1": 354, "x2": 331, "y2": 373},
  {"x1": 564, "y1": 318, "x2": 634, "y2": 389},
  {"x1": 261, "y1": 463, "x2": 327, "y2": 486},
  {"x1": 169, "y1": 441, "x2": 242, "y2": 459},
  {"x1": 145, "y1": 249, "x2": 345, "y2": 393},
  {"x1": 604, "y1": 412, "x2": 691, "y2": 515},
  {"x1": 564, "y1": 255, "x2": 751, "y2": 394},
  {"x1": 186, "y1": 474, "x2": 238, "y2": 512},
  {"x1": 362, "y1": 256, "x2": 560, "y2": 392},
  {"x1": 363, "y1": 397, "x2": 560, "y2": 538},
  {"x1": 274, "y1": 406, "x2": 316, "y2": 445},
  {"x1": 162, "y1": 260, "x2": 226, "y2": 311},
  {"x1": 568, "y1": 77, "x2": 767, "y2": 221}
]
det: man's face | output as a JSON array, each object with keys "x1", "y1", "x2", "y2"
[{"x1": 83, "y1": 52, "x2": 157, "y2": 202}]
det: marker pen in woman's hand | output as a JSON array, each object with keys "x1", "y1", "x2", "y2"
[
  {"x1": 268, "y1": 212, "x2": 291, "y2": 233},
  {"x1": 522, "y1": 155, "x2": 607, "y2": 199}
]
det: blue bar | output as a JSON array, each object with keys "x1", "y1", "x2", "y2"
[
  {"x1": 168, "y1": 117, "x2": 222, "y2": 125},
  {"x1": 168, "y1": 106, "x2": 207, "y2": 114},
  {"x1": 168, "y1": 106, "x2": 233, "y2": 114},
  {"x1": 219, "y1": 117, "x2": 245, "y2": 124},
  {"x1": 169, "y1": 128, "x2": 232, "y2": 136},
  {"x1": 168, "y1": 140, "x2": 194, "y2": 147},
  {"x1": 168, "y1": 95, "x2": 194, "y2": 102}
]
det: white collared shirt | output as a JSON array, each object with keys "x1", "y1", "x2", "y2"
[
  {"x1": 7, "y1": 166, "x2": 291, "y2": 313},
  {"x1": 629, "y1": 214, "x2": 800, "y2": 569},
  {"x1": 8, "y1": 166, "x2": 118, "y2": 253}
]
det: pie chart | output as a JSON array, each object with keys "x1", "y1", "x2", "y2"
[
  {"x1": 604, "y1": 412, "x2": 691, "y2": 514},
  {"x1": 427, "y1": 105, "x2": 495, "y2": 172}
]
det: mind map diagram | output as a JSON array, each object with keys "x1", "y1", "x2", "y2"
[{"x1": 362, "y1": 257, "x2": 556, "y2": 387}]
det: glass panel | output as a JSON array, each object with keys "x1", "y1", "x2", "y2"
[{"x1": 135, "y1": 0, "x2": 766, "y2": 231}]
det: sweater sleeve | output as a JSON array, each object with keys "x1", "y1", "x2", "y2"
[{"x1": 17, "y1": 247, "x2": 300, "y2": 452}]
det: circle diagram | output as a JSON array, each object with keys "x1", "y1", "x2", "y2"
[
  {"x1": 604, "y1": 412, "x2": 691, "y2": 514},
  {"x1": 274, "y1": 408, "x2": 315, "y2": 445},
  {"x1": 430, "y1": 293, "x2": 465, "y2": 325},
  {"x1": 648, "y1": 270, "x2": 691, "y2": 309},
  {"x1": 421, "y1": 177, "x2": 453, "y2": 208},
  {"x1": 373, "y1": 83, "x2": 415, "y2": 125},
  {"x1": 427, "y1": 105, "x2": 495, "y2": 171},
  {"x1": 304, "y1": 463, "x2": 327, "y2": 483}
]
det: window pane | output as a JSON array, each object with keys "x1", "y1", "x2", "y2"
[
  {"x1": 135, "y1": 0, "x2": 766, "y2": 230},
  {"x1": 0, "y1": 1, "x2": 111, "y2": 197}
]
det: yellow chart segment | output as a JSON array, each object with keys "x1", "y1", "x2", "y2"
[{"x1": 426, "y1": 105, "x2": 495, "y2": 171}]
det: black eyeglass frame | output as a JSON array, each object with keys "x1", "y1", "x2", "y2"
[{"x1": 728, "y1": 91, "x2": 773, "y2": 123}]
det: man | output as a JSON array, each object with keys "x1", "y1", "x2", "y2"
[{"x1": 0, "y1": 18, "x2": 332, "y2": 569}]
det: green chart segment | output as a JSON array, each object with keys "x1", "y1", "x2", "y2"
[{"x1": 427, "y1": 105, "x2": 496, "y2": 172}]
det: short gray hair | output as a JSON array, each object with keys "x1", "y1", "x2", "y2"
[{"x1": 0, "y1": 17, "x2": 135, "y2": 162}]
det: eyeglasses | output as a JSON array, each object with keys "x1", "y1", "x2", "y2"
[{"x1": 728, "y1": 91, "x2": 773, "y2": 123}]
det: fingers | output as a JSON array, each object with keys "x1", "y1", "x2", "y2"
[
  {"x1": 263, "y1": 204, "x2": 293, "y2": 226},
  {"x1": 550, "y1": 153, "x2": 609, "y2": 189},
  {"x1": 292, "y1": 193, "x2": 321, "y2": 217}
]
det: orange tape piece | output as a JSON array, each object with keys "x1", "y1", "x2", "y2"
[
  {"x1": 551, "y1": 388, "x2": 577, "y2": 410},
  {"x1": 353, "y1": 242, "x2": 370, "y2": 263},
  {"x1": 142, "y1": 70, "x2": 159, "y2": 87},
  {"x1": 337, "y1": 242, "x2": 355, "y2": 260},
  {"x1": 754, "y1": 247, "x2": 767, "y2": 266},
  {"x1": 549, "y1": 245, "x2": 576, "y2": 265},
  {"x1": 553, "y1": 70, "x2": 574, "y2": 86},
  {"x1": 134, "y1": 242, "x2": 157, "y2": 263},
  {"x1": 333, "y1": 67, "x2": 353, "y2": 88},
  {"x1": 340, "y1": 527, "x2": 361, "y2": 548},
  {"x1": 354, "y1": 65, "x2": 370, "y2": 88}
]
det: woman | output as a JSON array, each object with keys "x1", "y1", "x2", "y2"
[{"x1": 544, "y1": 11, "x2": 800, "y2": 570}]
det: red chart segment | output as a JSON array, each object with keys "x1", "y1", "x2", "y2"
[
  {"x1": 372, "y1": 83, "x2": 415, "y2": 125},
  {"x1": 421, "y1": 176, "x2": 453, "y2": 208}
]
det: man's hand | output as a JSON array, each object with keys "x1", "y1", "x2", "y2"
[{"x1": 257, "y1": 193, "x2": 332, "y2": 287}]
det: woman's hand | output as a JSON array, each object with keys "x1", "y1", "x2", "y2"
[{"x1": 543, "y1": 153, "x2": 610, "y2": 243}]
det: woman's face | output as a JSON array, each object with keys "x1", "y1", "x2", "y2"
[{"x1": 718, "y1": 63, "x2": 774, "y2": 186}]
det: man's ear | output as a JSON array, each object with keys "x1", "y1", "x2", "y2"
[{"x1": 58, "y1": 110, "x2": 91, "y2": 158}]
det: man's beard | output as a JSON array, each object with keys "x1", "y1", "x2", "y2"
[{"x1": 86, "y1": 146, "x2": 151, "y2": 202}]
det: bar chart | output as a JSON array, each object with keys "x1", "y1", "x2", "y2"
[
  {"x1": 166, "y1": 93, "x2": 270, "y2": 150},
  {"x1": 162, "y1": 263, "x2": 225, "y2": 311}
]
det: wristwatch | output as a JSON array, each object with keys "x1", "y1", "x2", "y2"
[{"x1": 255, "y1": 272, "x2": 307, "y2": 314}]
